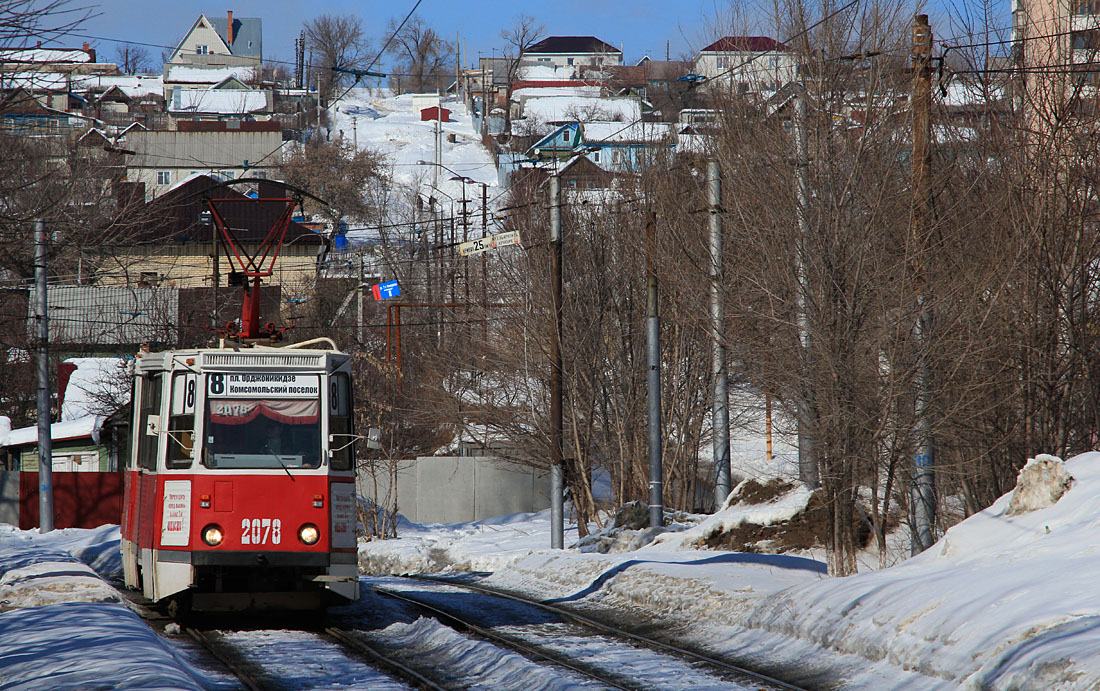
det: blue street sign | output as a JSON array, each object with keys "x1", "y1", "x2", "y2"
[{"x1": 372, "y1": 280, "x2": 400, "y2": 300}]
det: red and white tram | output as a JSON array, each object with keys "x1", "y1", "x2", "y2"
[{"x1": 121, "y1": 339, "x2": 359, "y2": 612}]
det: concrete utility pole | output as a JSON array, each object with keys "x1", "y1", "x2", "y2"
[
  {"x1": 708, "y1": 160, "x2": 731, "y2": 507},
  {"x1": 35, "y1": 218, "x2": 53, "y2": 533},
  {"x1": 910, "y1": 13, "x2": 936, "y2": 554},
  {"x1": 645, "y1": 211, "x2": 664, "y2": 528},
  {"x1": 793, "y1": 80, "x2": 818, "y2": 487},
  {"x1": 549, "y1": 174, "x2": 564, "y2": 549}
]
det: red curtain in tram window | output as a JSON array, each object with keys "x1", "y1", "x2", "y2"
[{"x1": 209, "y1": 400, "x2": 319, "y2": 425}]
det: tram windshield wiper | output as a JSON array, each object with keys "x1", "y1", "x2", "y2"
[{"x1": 265, "y1": 443, "x2": 296, "y2": 481}]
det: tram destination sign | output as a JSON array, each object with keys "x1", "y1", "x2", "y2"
[{"x1": 207, "y1": 373, "x2": 320, "y2": 399}]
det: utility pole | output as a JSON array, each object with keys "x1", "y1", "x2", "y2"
[
  {"x1": 910, "y1": 13, "x2": 936, "y2": 555},
  {"x1": 549, "y1": 174, "x2": 564, "y2": 548},
  {"x1": 35, "y1": 218, "x2": 53, "y2": 533},
  {"x1": 646, "y1": 210, "x2": 663, "y2": 528},
  {"x1": 793, "y1": 80, "x2": 817, "y2": 487},
  {"x1": 708, "y1": 160, "x2": 731, "y2": 507}
]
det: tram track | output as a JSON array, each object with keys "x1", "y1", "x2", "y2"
[
  {"x1": 119, "y1": 587, "x2": 429, "y2": 690},
  {"x1": 370, "y1": 583, "x2": 638, "y2": 690},
  {"x1": 393, "y1": 574, "x2": 808, "y2": 691}
]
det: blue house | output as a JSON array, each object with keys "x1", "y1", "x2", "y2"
[{"x1": 528, "y1": 121, "x2": 675, "y2": 172}]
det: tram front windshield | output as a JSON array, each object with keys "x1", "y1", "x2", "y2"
[{"x1": 204, "y1": 398, "x2": 322, "y2": 469}]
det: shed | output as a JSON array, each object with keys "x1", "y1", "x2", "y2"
[{"x1": 420, "y1": 106, "x2": 451, "y2": 122}]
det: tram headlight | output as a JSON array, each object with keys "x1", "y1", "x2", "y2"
[
  {"x1": 298, "y1": 523, "x2": 320, "y2": 545},
  {"x1": 201, "y1": 524, "x2": 224, "y2": 546}
]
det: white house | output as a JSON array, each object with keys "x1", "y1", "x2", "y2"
[
  {"x1": 694, "y1": 36, "x2": 797, "y2": 93},
  {"x1": 524, "y1": 36, "x2": 623, "y2": 69}
]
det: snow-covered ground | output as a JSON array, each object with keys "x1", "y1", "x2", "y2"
[
  {"x1": 2, "y1": 453, "x2": 1099, "y2": 688},
  {"x1": 326, "y1": 89, "x2": 500, "y2": 246}
]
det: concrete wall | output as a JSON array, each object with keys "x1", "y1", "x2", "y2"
[
  {"x1": 0, "y1": 471, "x2": 18, "y2": 525},
  {"x1": 358, "y1": 456, "x2": 550, "y2": 524}
]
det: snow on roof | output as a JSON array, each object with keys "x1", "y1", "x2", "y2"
[
  {"x1": 2, "y1": 415, "x2": 105, "y2": 447},
  {"x1": 0, "y1": 48, "x2": 91, "y2": 64},
  {"x1": 85, "y1": 74, "x2": 164, "y2": 98},
  {"x1": 582, "y1": 121, "x2": 672, "y2": 143},
  {"x1": 515, "y1": 86, "x2": 603, "y2": 100},
  {"x1": 170, "y1": 88, "x2": 267, "y2": 114},
  {"x1": 521, "y1": 96, "x2": 641, "y2": 124},
  {"x1": 60, "y1": 357, "x2": 129, "y2": 422},
  {"x1": 0, "y1": 72, "x2": 71, "y2": 90},
  {"x1": 518, "y1": 64, "x2": 575, "y2": 81},
  {"x1": 165, "y1": 64, "x2": 257, "y2": 84}
]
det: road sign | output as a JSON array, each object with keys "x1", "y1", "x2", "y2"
[
  {"x1": 371, "y1": 280, "x2": 400, "y2": 300},
  {"x1": 459, "y1": 231, "x2": 522, "y2": 257}
]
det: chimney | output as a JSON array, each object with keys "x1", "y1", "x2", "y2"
[
  {"x1": 227, "y1": 10, "x2": 234, "y2": 45},
  {"x1": 82, "y1": 42, "x2": 96, "y2": 63}
]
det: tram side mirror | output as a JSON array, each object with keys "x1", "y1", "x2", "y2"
[{"x1": 146, "y1": 414, "x2": 161, "y2": 437}]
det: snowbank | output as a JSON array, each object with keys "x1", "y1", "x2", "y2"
[{"x1": 0, "y1": 526, "x2": 212, "y2": 689}]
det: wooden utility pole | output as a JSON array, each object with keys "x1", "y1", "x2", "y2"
[{"x1": 910, "y1": 13, "x2": 936, "y2": 555}]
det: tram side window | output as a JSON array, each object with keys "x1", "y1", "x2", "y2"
[
  {"x1": 329, "y1": 372, "x2": 354, "y2": 471},
  {"x1": 137, "y1": 373, "x2": 163, "y2": 471},
  {"x1": 167, "y1": 373, "x2": 196, "y2": 469}
]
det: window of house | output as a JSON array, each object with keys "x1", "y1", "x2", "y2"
[
  {"x1": 157, "y1": 170, "x2": 171, "y2": 185},
  {"x1": 538, "y1": 57, "x2": 550, "y2": 62},
  {"x1": 195, "y1": 44, "x2": 208, "y2": 55},
  {"x1": 223, "y1": 170, "x2": 235, "y2": 180},
  {"x1": 1073, "y1": 29, "x2": 1100, "y2": 50},
  {"x1": 563, "y1": 129, "x2": 571, "y2": 142},
  {"x1": 567, "y1": 58, "x2": 574, "y2": 66},
  {"x1": 593, "y1": 150, "x2": 601, "y2": 163},
  {"x1": 253, "y1": 171, "x2": 267, "y2": 179}
]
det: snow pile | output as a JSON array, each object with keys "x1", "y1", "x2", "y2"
[
  {"x1": 482, "y1": 452, "x2": 1100, "y2": 688},
  {"x1": 0, "y1": 526, "x2": 220, "y2": 689},
  {"x1": 652, "y1": 479, "x2": 815, "y2": 549},
  {"x1": 1006, "y1": 453, "x2": 1073, "y2": 515}
]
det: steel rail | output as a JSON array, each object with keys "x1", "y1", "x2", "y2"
[
  {"x1": 371, "y1": 584, "x2": 638, "y2": 691},
  {"x1": 407, "y1": 575, "x2": 807, "y2": 691},
  {"x1": 183, "y1": 627, "x2": 267, "y2": 691},
  {"x1": 323, "y1": 627, "x2": 446, "y2": 691}
]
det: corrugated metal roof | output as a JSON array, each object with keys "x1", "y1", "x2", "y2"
[{"x1": 126, "y1": 130, "x2": 281, "y2": 168}]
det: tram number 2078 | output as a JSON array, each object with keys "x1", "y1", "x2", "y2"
[{"x1": 242, "y1": 518, "x2": 282, "y2": 545}]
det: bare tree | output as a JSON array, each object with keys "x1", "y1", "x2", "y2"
[
  {"x1": 279, "y1": 138, "x2": 388, "y2": 231},
  {"x1": 500, "y1": 15, "x2": 544, "y2": 138},
  {"x1": 113, "y1": 43, "x2": 150, "y2": 74},
  {"x1": 303, "y1": 14, "x2": 372, "y2": 105},
  {"x1": 385, "y1": 15, "x2": 454, "y2": 94}
]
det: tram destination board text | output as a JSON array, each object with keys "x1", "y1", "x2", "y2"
[{"x1": 207, "y1": 373, "x2": 321, "y2": 398}]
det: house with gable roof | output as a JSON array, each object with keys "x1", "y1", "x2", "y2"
[
  {"x1": 525, "y1": 36, "x2": 623, "y2": 69},
  {"x1": 694, "y1": 36, "x2": 797, "y2": 93},
  {"x1": 167, "y1": 11, "x2": 262, "y2": 68}
]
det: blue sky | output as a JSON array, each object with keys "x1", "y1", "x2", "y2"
[
  {"x1": 65, "y1": 1, "x2": 1007, "y2": 73},
  {"x1": 65, "y1": 1, "x2": 788, "y2": 71}
]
